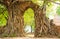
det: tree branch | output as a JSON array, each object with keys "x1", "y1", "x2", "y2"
[
  {"x1": 50, "y1": 0, "x2": 60, "y2": 5},
  {"x1": 41, "y1": 0, "x2": 60, "y2": 5}
]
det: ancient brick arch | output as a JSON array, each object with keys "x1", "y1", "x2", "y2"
[
  {"x1": 18, "y1": 2, "x2": 45, "y2": 37},
  {"x1": 0, "y1": 1, "x2": 58, "y2": 37},
  {"x1": 0, "y1": 1, "x2": 41, "y2": 37}
]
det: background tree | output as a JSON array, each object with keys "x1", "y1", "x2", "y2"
[{"x1": 56, "y1": 6, "x2": 60, "y2": 15}]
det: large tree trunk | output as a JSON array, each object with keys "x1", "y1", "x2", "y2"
[
  {"x1": 34, "y1": 7, "x2": 58, "y2": 37},
  {"x1": 0, "y1": 1, "x2": 31, "y2": 37},
  {"x1": 7, "y1": 4, "x2": 25, "y2": 37},
  {"x1": 0, "y1": 3, "x2": 25, "y2": 37}
]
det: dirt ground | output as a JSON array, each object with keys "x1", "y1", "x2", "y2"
[{"x1": 0, "y1": 37, "x2": 60, "y2": 39}]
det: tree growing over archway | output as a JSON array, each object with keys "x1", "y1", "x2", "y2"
[{"x1": 0, "y1": 0, "x2": 59, "y2": 37}]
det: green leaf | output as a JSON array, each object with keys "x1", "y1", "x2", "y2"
[
  {"x1": 56, "y1": 6, "x2": 60, "y2": 15},
  {"x1": 0, "y1": 4, "x2": 8, "y2": 27}
]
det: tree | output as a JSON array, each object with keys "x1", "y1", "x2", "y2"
[
  {"x1": 34, "y1": 0, "x2": 58, "y2": 37},
  {"x1": 0, "y1": 0, "x2": 26, "y2": 37},
  {"x1": 56, "y1": 6, "x2": 60, "y2": 15},
  {"x1": 0, "y1": 0, "x2": 59, "y2": 37},
  {"x1": 0, "y1": 0, "x2": 39, "y2": 37}
]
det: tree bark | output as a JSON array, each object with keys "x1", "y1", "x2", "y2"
[
  {"x1": 0, "y1": 1, "x2": 32, "y2": 37},
  {"x1": 0, "y1": 2, "x2": 25, "y2": 37},
  {"x1": 0, "y1": 1, "x2": 58, "y2": 37},
  {"x1": 34, "y1": 7, "x2": 58, "y2": 37}
]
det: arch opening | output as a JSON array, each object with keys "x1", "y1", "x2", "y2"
[{"x1": 23, "y1": 8, "x2": 35, "y2": 37}]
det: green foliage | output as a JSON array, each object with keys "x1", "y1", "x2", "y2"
[
  {"x1": 46, "y1": 3, "x2": 54, "y2": 17},
  {"x1": 0, "y1": 4, "x2": 8, "y2": 27},
  {"x1": 56, "y1": 6, "x2": 60, "y2": 15},
  {"x1": 24, "y1": 8, "x2": 35, "y2": 29},
  {"x1": 32, "y1": 0, "x2": 44, "y2": 6}
]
